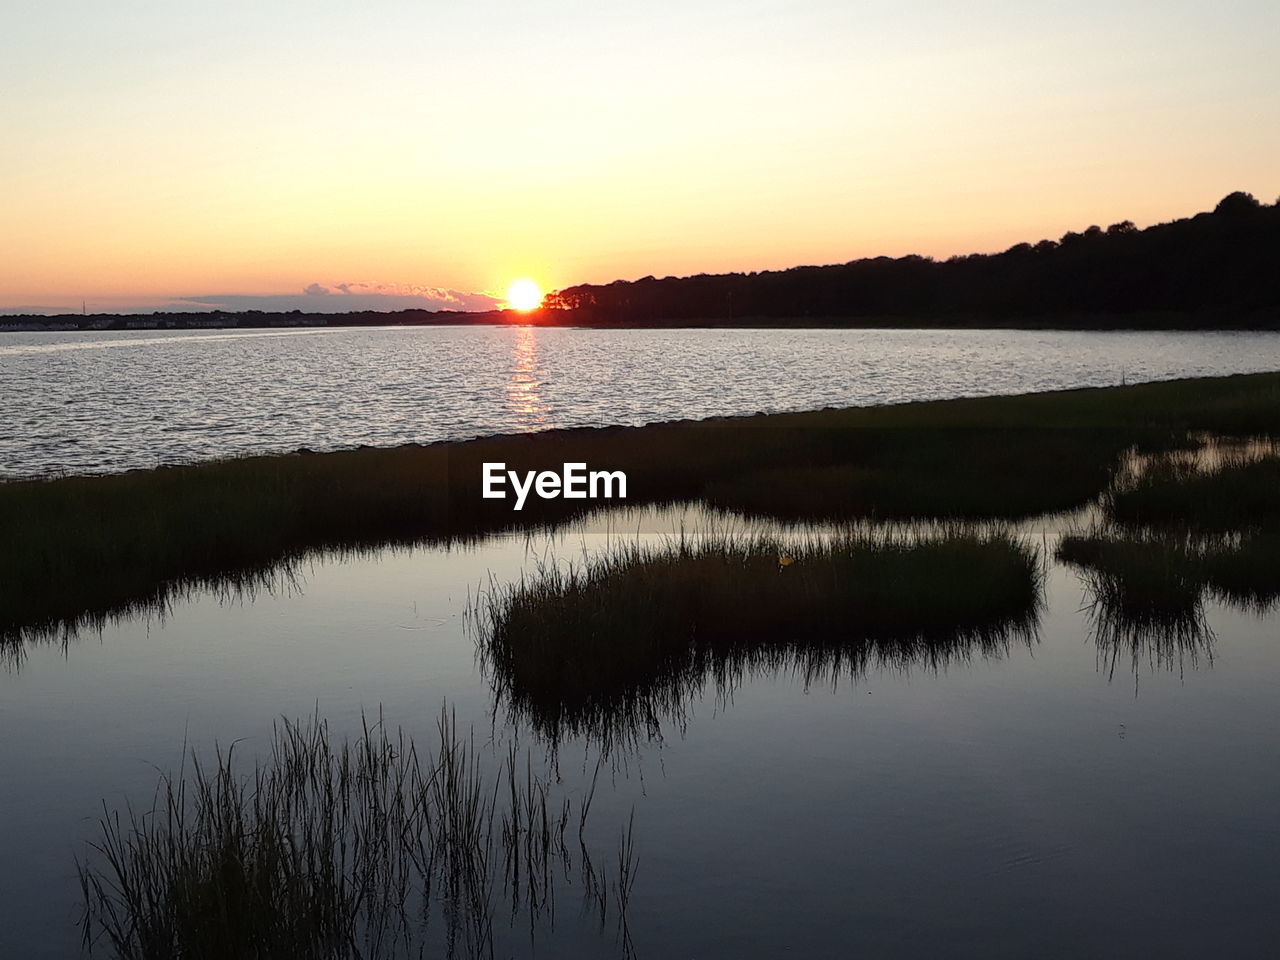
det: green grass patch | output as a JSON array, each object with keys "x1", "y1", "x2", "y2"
[
  {"x1": 703, "y1": 427, "x2": 1127, "y2": 521},
  {"x1": 1057, "y1": 445, "x2": 1280, "y2": 665},
  {"x1": 474, "y1": 531, "x2": 1041, "y2": 747}
]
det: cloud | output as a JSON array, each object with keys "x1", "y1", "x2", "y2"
[
  {"x1": 177, "y1": 282, "x2": 503, "y2": 314},
  {"x1": 0, "y1": 282, "x2": 504, "y2": 316}
]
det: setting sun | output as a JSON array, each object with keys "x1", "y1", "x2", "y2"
[{"x1": 506, "y1": 279, "x2": 543, "y2": 312}]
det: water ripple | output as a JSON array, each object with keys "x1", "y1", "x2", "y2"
[{"x1": 2, "y1": 325, "x2": 1279, "y2": 479}]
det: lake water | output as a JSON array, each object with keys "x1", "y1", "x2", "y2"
[
  {"x1": 3, "y1": 325, "x2": 1280, "y2": 478},
  {"x1": 3, "y1": 328, "x2": 1280, "y2": 957},
  {"x1": 1, "y1": 502, "x2": 1278, "y2": 959}
]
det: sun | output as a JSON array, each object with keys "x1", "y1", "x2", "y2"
[{"x1": 506, "y1": 278, "x2": 544, "y2": 312}]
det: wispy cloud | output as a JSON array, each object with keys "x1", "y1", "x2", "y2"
[
  {"x1": 0, "y1": 283, "x2": 503, "y2": 316},
  {"x1": 178, "y1": 282, "x2": 502, "y2": 314}
]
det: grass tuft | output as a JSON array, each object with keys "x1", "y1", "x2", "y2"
[
  {"x1": 77, "y1": 708, "x2": 633, "y2": 960},
  {"x1": 474, "y1": 530, "x2": 1042, "y2": 748},
  {"x1": 1106, "y1": 448, "x2": 1280, "y2": 531}
]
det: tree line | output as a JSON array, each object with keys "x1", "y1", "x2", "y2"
[{"x1": 543, "y1": 192, "x2": 1280, "y2": 327}]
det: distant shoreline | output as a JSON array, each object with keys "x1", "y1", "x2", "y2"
[{"x1": 3, "y1": 309, "x2": 1279, "y2": 333}]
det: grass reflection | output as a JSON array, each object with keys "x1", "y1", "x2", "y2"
[
  {"x1": 474, "y1": 530, "x2": 1042, "y2": 751},
  {"x1": 1059, "y1": 490, "x2": 1279, "y2": 681},
  {"x1": 1057, "y1": 446, "x2": 1280, "y2": 680},
  {"x1": 78, "y1": 708, "x2": 635, "y2": 960}
]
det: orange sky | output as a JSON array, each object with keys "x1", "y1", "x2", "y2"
[{"x1": 3, "y1": 1, "x2": 1277, "y2": 313}]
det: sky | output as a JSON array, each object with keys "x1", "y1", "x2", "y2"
[{"x1": 2, "y1": 0, "x2": 1278, "y2": 314}]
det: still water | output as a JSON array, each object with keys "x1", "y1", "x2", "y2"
[
  {"x1": 4, "y1": 325, "x2": 1280, "y2": 478},
  {"x1": 1, "y1": 504, "x2": 1277, "y2": 958}
]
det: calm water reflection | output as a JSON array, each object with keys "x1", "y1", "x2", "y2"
[{"x1": 1, "y1": 506, "x2": 1277, "y2": 958}]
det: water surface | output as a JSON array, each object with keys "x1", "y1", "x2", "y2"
[
  {"x1": 1, "y1": 506, "x2": 1277, "y2": 959},
  {"x1": 4, "y1": 328, "x2": 1279, "y2": 957},
  {"x1": 4, "y1": 326, "x2": 1280, "y2": 478}
]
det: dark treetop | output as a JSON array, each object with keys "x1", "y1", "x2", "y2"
[{"x1": 545, "y1": 192, "x2": 1280, "y2": 328}]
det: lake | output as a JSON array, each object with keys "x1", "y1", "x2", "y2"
[
  {"x1": 2, "y1": 328, "x2": 1279, "y2": 958},
  {"x1": 4, "y1": 325, "x2": 1280, "y2": 478},
  {"x1": 1, "y1": 498, "x2": 1279, "y2": 958}
]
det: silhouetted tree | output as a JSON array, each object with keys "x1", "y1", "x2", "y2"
[
  {"x1": 542, "y1": 194, "x2": 1280, "y2": 327},
  {"x1": 1214, "y1": 191, "x2": 1261, "y2": 216}
]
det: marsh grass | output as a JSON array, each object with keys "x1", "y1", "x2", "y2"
[
  {"x1": 1198, "y1": 533, "x2": 1280, "y2": 610},
  {"x1": 473, "y1": 529, "x2": 1042, "y2": 748},
  {"x1": 78, "y1": 709, "x2": 634, "y2": 960},
  {"x1": 1106, "y1": 447, "x2": 1280, "y2": 531},
  {"x1": 1057, "y1": 522, "x2": 1280, "y2": 680},
  {"x1": 1057, "y1": 532, "x2": 1217, "y2": 678},
  {"x1": 1056, "y1": 444, "x2": 1280, "y2": 663},
  {"x1": 1061, "y1": 529, "x2": 1280, "y2": 611},
  {"x1": 1, "y1": 560, "x2": 308, "y2": 672},
  {"x1": 1057, "y1": 533, "x2": 1208, "y2": 623},
  {"x1": 702, "y1": 427, "x2": 1131, "y2": 521},
  {"x1": 6, "y1": 371, "x2": 1280, "y2": 646}
]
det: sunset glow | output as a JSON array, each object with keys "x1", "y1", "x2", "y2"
[{"x1": 1, "y1": 3, "x2": 1277, "y2": 313}]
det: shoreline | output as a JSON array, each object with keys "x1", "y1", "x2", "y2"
[{"x1": 3, "y1": 310, "x2": 1280, "y2": 334}]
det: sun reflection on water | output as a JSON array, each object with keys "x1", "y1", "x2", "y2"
[{"x1": 506, "y1": 326, "x2": 551, "y2": 430}]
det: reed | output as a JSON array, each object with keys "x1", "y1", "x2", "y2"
[
  {"x1": 77, "y1": 708, "x2": 633, "y2": 960},
  {"x1": 1057, "y1": 519, "x2": 1280, "y2": 684},
  {"x1": 1106, "y1": 449, "x2": 1280, "y2": 531},
  {"x1": 702, "y1": 427, "x2": 1128, "y2": 521},
  {"x1": 1057, "y1": 532, "x2": 1207, "y2": 622},
  {"x1": 474, "y1": 529, "x2": 1042, "y2": 748},
  {"x1": 1060, "y1": 528, "x2": 1280, "y2": 614},
  {"x1": 1057, "y1": 442, "x2": 1280, "y2": 652}
]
